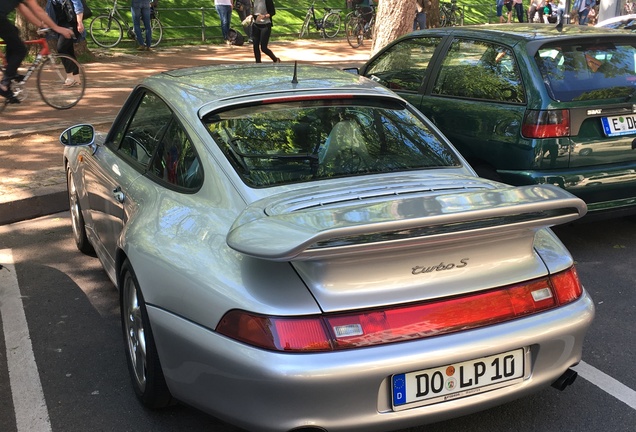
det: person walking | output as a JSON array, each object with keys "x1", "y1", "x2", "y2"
[
  {"x1": 215, "y1": 0, "x2": 233, "y2": 45},
  {"x1": 503, "y1": 0, "x2": 513, "y2": 23},
  {"x1": 235, "y1": 0, "x2": 253, "y2": 44},
  {"x1": 513, "y1": 0, "x2": 524, "y2": 22},
  {"x1": 413, "y1": 0, "x2": 428, "y2": 30},
  {"x1": 555, "y1": 0, "x2": 566, "y2": 28},
  {"x1": 573, "y1": 0, "x2": 595, "y2": 25},
  {"x1": 1, "y1": 0, "x2": 73, "y2": 101},
  {"x1": 252, "y1": 0, "x2": 280, "y2": 63},
  {"x1": 496, "y1": 0, "x2": 506, "y2": 23},
  {"x1": 527, "y1": 0, "x2": 546, "y2": 22},
  {"x1": 46, "y1": 0, "x2": 85, "y2": 86},
  {"x1": 131, "y1": 0, "x2": 152, "y2": 50}
]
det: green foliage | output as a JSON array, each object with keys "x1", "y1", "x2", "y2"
[{"x1": 86, "y1": 0, "x2": 495, "y2": 45}]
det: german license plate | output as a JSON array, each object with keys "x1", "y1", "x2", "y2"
[
  {"x1": 601, "y1": 115, "x2": 636, "y2": 137},
  {"x1": 392, "y1": 348, "x2": 525, "y2": 410}
]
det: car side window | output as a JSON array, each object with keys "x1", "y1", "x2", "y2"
[
  {"x1": 364, "y1": 37, "x2": 443, "y2": 92},
  {"x1": 432, "y1": 39, "x2": 525, "y2": 104},
  {"x1": 149, "y1": 120, "x2": 203, "y2": 190},
  {"x1": 118, "y1": 92, "x2": 173, "y2": 168}
]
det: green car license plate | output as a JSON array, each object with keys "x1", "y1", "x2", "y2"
[
  {"x1": 392, "y1": 348, "x2": 525, "y2": 410},
  {"x1": 601, "y1": 114, "x2": 636, "y2": 137}
]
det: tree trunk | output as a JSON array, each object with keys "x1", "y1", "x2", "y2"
[
  {"x1": 429, "y1": 0, "x2": 441, "y2": 28},
  {"x1": 372, "y1": 0, "x2": 414, "y2": 56}
]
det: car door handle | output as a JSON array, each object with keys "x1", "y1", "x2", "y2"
[{"x1": 113, "y1": 186, "x2": 125, "y2": 203}]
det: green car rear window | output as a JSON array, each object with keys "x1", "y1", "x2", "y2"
[
  {"x1": 203, "y1": 98, "x2": 461, "y2": 188},
  {"x1": 536, "y1": 41, "x2": 636, "y2": 102}
]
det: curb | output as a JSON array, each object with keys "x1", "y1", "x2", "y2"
[{"x1": 0, "y1": 186, "x2": 68, "y2": 226}]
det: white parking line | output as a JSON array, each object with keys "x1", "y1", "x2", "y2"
[
  {"x1": 574, "y1": 361, "x2": 636, "y2": 410},
  {"x1": 0, "y1": 249, "x2": 52, "y2": 432}
]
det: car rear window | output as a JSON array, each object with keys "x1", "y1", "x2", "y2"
[
  {"x1": 203, "y1": 98, "x2": 461, "y2": 187},
  {"x1": 536, "y1": 41, "x2": 636, "y2": 102}
]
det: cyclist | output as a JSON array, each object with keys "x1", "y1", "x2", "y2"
[
  {"x1": 350, "y1": 0, "x2": 374, "y2": 29},
  {"x1": 359, "y1": 0, "x2": 375, "y2": 29},
  {"x1": 1, "y1": 0, "x2": 74, "y2": 101}
]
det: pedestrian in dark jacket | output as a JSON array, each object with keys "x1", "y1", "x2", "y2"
[
  {"x1": 252, "y1": 0, "x2": 280, "y2": 63},
  {"x1": 46, "y1": 0, "x2": 86, "y2": 85},
  {"x1": 235, "y1": 0, "x2": 253, "y2": 43}
]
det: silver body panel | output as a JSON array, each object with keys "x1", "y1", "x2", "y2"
[
  {"x1": 62, "y1": 64, "x2": 594, "y2": 432},
  {"x1": 148, "y1": 294, "x2": 594, "y2": 432}
]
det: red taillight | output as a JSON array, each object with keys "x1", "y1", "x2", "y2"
[
  {"x1": 216, "y1": 268, "x2": 583, "y2": 352},
  {"x1": 217, "y1": 311, "x2": 333, "y2": 352},
  {"x1": 551, "y1": 265, "x2": 583, "y2": 304},
  {"x1": 522, "y1": 109, "x2": 570, "y2": 138}
]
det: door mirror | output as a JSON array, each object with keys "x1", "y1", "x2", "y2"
[{"x1": 60, "y1": 124, "x2": 95, "y2": 146}]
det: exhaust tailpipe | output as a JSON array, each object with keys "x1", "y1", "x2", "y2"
[{"x1": 551, "y1": 368, "x2": 578, "y2": 391}]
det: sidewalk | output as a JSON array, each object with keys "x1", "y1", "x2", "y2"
[{"x1": 0, "y1": 39, "x2": 372, "y2": 225}]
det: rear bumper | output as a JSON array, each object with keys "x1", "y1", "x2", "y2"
[
  {"x1": 499, "y1": 162, "x2": 636, "y2": 215},
  {"x1": 147, "y1": 291, "x2": 595, "y2": 432}
]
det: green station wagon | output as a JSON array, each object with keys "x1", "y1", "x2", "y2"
[{"x1": 357, "y1": 24, "x2": 636, "y2": 217}]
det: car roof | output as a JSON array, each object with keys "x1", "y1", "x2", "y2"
[
  {"x1": 140, "y1": 63, "x2": 400, "y2": 116},
  {"x1": 406, "y1": 23, "x2": 630, "y2": 43}
]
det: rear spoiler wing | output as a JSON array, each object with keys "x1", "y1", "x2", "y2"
[{"x1": 226, "y1": 185, "x2": 586, "y2": 261}]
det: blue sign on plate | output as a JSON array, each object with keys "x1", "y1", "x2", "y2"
[{"x1": 392, "y1": 373, "x2": 407, "y2": 406}]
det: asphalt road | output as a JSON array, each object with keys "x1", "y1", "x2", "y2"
[{"x1": 0, "y1": 213, "x2": 635, "y2": 432}]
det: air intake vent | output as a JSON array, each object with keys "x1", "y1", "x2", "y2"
[{"x1": 266, "y1": 180, "x2": 487, "y2": 215}]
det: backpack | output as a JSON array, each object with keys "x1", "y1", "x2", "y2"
[
  {"x1": 57, "y1": 0, "x2": 92, "y2": 22},
  {"x1": 228, "y1": 28, "x2": 245, "y2": 46},
  {"x1": 81, "y1": 0, "x2": 93, "y2": 20}
]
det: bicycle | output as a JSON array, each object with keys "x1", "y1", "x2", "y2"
[
  {"x1": 345, "y1": 4, "x2": 375, "y2": 49},
  {"x1": 440, "y1": 0, "x2": 464, "y2": 27},
  {"x1": 299, "y1": 0, "x2": 342, "y2": 39},
  {"x1": 89, "y1": 0, "x2": 163, "y2": 48},
  {"x1": 0, "y1": 28, "x2": 86, "y2": 113}
]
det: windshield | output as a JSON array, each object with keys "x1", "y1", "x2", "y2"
[
  {"x1": 203, "y1": 98, "x2": 461, "y2": 187},
  {"x1": 536, "y1": 41, "x2": 636, "y2": 102}
]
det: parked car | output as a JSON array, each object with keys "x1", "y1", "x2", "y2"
[
  {"x1": 60, "y1": 63, "x2": 594, "y2": 432},
  {"x1": 354, "y1": 24, "x2": 636, "y2": 218},
  {"x1": 596, "y1": 13, "x2": 636, "y2": 29}
]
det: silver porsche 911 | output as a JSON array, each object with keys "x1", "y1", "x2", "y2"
[{"x1": 60, "y1": 63, "x2": 594, "y2": 432}]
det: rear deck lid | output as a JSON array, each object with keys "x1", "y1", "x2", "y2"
[{"x1": 227, "y1": 176, "x2": 587, "y2": 312}]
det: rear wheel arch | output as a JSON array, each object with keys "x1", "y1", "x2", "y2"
[{"x1": 66, "y1": 163, "x2": 95, "y2": 255}]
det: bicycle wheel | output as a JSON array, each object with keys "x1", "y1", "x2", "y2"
[
  {"x1": 448, "y1": 11, "x2": 458, "y2": 26},
  {"x1": 147, "y1": 18, "x2": 163, "y2": 47},
  {"x1": 365, "y1": 16, "x2": 375, "y2": 39},
  {"x1": 37, "y1": 55, "x2": 86, "y2": 110},
  {"x1": 299, "y1": 13, "x2": 311, "y2": 38},
  {"x1": 90, "y1": 15, "x2": 123, "y2": 48},
  {"x1": 346, "y1": 17, "x2": 363, "y2": 49},
  {"x1": 440, "y1": 10, "x2": 449, "y2": 27},
  {"x1": 322, "y1": 12, "x2": 341, "y2": 38}
]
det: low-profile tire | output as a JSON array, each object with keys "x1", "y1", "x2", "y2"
[
  {"x1": 67, "y1": 167, "x2": 94, "y2": 255},
  {"x1": 120, "y1": 259, "x2": 173, "y2": 408}
]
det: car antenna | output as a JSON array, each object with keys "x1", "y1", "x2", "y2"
[{"x1": 292, "y1": 61, "x2": 298, "y2": 84}]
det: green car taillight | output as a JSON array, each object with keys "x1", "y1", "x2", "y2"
[{"x1": 522, "y1": 109, "x2": 570, "y2": 138}]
